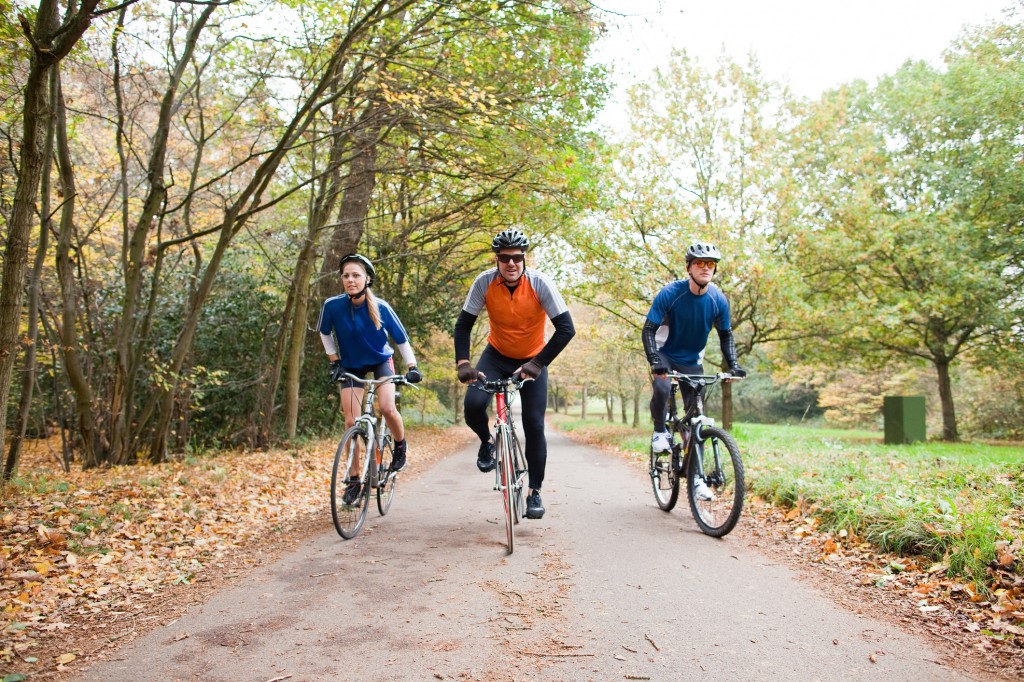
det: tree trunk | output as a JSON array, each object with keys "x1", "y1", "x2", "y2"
[
  {"x1": 604, "y1": 392, "x2": 613, "y2": 422},
  {"x1": 935, "y1": 358, "x2": 958, "y2": 441},
  {"x1": 633, "y1": 386, "x2": 641, "y2": 428},
  {"x1": 0, "y1": 0, "x2": 99, "y2": 461},
  {"x1": 580, "y1": 385, "x2": 587, "y2": 419},
  {"x1": 318, "y1": 119, "x2": 380, "y2": 301},
  {"x1": 3, "y1": 66, "x2": 58, "y2": 480},
  {"x1": 107, "y1": 4, "x2": 218, "y2": 466},
  {"x1": 721, "y1": 378, "x2": 734, "y2": 430},
  {"x1": 54, "y1": 72, "x2": 101, "y2": 467}
]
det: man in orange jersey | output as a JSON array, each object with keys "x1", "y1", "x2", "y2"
[{"x1": 454, "y1": 228, "x2": 576, "y2": 519}]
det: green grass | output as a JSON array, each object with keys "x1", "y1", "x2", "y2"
[{"x1": 551, "y1": 414, "x2": 1024, "y2": 589}]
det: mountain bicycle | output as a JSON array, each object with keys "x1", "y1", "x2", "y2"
[
  {"x1": 474, "y1": 376, "x2": 530, "y2": 554},
  {"x1": 649, "y1": 371, "x2": 745, "y2": 537},
  {"x1": 330, "y1": 373, "x2": 415, "y2": 539}
]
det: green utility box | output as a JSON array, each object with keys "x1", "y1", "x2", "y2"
[{"x1": 883, "y1": 396, "x2": 926, "y2": 444}]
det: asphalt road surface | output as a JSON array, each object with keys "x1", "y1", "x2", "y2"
[{"x1": 79, "y1": 429, "x2": 974, "y2": 681}]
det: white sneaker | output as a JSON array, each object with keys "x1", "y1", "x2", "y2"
[
  {"x1": 651, "y1": 431, "x2": 672, "y2": 453},
  {"x1": 692, "y1": 478, "x2": 715, "y2": 502}
]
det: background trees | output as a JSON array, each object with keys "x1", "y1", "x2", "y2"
[
  {"x1": 2, "y1": 2, "x2": 1021, "y2": 478},
  {"x1": 779, "y1": 16, "x2": 1024, "y2": 441}
]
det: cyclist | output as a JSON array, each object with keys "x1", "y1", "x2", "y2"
[
  {"x1": 318, "y1": 253, "x2": 422, "y2": 504},
  {"x1": 454, "y1": 228, "x2": 575, "y2": 520},
  {"x1": 642, "y1": 242, "x2": 746, "y2": 498}
]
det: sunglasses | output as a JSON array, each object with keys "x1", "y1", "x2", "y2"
[
  {"x1": 496, "y1": 254, "x2": 525, "y2": 264},
  {"x1": 690, "y1": 259, "x2": 717, "y2": 269}
]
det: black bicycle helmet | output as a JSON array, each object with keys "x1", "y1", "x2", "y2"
[
  {"x1": 339, "y1": 253, "x2": 375, "y2": 286},
  {"x1": 491, "y1": 228, "x2": 530, "y2": 252},
  {"x1": 685, "y1": 242, "x2": 722, "y2": 265}
]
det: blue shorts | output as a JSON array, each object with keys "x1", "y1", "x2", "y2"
[{"x1": 338, "y1": 358, "x2": 395, "y2": 390}]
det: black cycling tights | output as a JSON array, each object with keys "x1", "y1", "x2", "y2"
[
  {"x1": 650, "y1": 355, "x2": 704, "y2": 432},
  {"x1": 463, "y1": 345, "x2": 548, "y2": 491}
]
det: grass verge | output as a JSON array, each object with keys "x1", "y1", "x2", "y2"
[{"x1": 550, "y1": 414, "x2": 1024, "y2": 590}]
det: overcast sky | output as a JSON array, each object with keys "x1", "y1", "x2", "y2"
[{"x1": 590, "y1": 0, "x2": 1013, "y2": 130}]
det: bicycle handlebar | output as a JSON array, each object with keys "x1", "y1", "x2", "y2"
[
  {"x1": 664, "y1": 371, "x2": 738, "y2": 387},
  {"x1": 335, "y1": 373, "x2": 418, "y2": 389},
  {"x1": 474, "y1": 375, "x2": 532, "y2": 394}
]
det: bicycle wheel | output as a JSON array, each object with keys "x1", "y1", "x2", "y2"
[
  {"x1": 687, "y1": 426, "x2": 745, "y2": 537},
  {"x1": 496, "y1": 428, "x2": 515, "y2": 554},
  {"x1": 376, "y1": 435, "x2": 397, "y2": 516},
  {"x1": 650, "y1": 431, "x2": 679, "y2": 511},
  {"x1": 331, "y1": 426, "x2": 371, "y2": 539},
  {"x1": 509, "y1": 429, "x2": 527, "y2": 525}
]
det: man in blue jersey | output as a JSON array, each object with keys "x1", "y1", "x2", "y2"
[
  {"x1": 642, "y1": 243, "x2": 746, "y2": 495},
  {"x1": 318, "y1": 254, "x2": 422, "y2": 503}
]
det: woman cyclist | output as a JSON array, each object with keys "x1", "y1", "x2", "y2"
[{"x1": 318, "y1": 253, "x2": 422, "y2": 504}]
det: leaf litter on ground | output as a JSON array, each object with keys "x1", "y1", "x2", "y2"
[{"x1": 1, "y1": 425, "x2": 473, "y2": 679}]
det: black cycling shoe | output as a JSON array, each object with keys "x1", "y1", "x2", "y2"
[
  {"x1": 342, "y1": 478, "x2": 362, "y2": 505},
  {"x1": 391, "y1": 441, "x2": 407, "y2": 472},
  {"x1": 525, "y1": 490, "x2": 545, "y2": 519},
  {"x1": 476, "y1": 441, "x2": 496, "y2": 472}
]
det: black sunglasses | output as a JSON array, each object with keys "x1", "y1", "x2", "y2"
[{"x1": 496, "y1": 254, "x2": 525, "y2": 264}]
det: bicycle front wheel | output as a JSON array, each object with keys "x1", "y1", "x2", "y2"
[
  {"x1": 376, "y1": 435, "x2": 397, "y2": 516},
  {"x1": 687, "y1": 426, "x2": 744, "y2": 537},
  {"x1": 650, "y1": 435, "x2": 679, "y2": 512},
  {"x1": 331, "y1": 426, "x2": 371, "y2": 539},
  {"x1": 496, "y1": 428, "x2": 515, "y2": 554}
]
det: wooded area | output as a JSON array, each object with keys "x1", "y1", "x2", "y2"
[{"x1": 1, "y1": 0, "x2": 1022, "y2": 478}]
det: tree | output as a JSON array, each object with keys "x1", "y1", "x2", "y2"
[
  {"x1": 567, "y1": 50, "x2": 799, "y2": 428},
  {"x1": 782, "y1": 14, "x2": 1024, "y2": 441},
  {"x1": 0, "y1": 0, "x2": 101, "y2": 473}
]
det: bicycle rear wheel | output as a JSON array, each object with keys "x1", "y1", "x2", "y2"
[
  {"x1": 331, "y1": 426, "x2": 371, "y2": 539},
  {"x1": 496, "y1": 428, "x2": 515, "y2": 554},
  {"x1": 650, "y1": 433, "x2": 679, "y2": 511},
  {"x1": 510, "y1": 429, "x2": 527, "y2": 525},
  {"x1": 687, "y1": 426, "x2": 744, "y2": 537},
  {"x1": 376, "y1": 435, "x2": 397, "y2": 516}
]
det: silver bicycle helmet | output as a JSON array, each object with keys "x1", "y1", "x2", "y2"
[
  {"x1": 685, "y1": 242, "x2": 722, "y2": 265},
  {"x1": 491, "y1": 228, "x2": 530, "y2": 251}
]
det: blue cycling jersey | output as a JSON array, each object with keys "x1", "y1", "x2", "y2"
[
  {"x1": 645, "y1": 280, "x2": 732, "y2": 366},
  {"x1": 317, "y1": 294, "x2": 410, "y2": 368}
]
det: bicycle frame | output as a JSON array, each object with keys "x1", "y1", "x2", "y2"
[
  {"x1": 340, "y1": 373, "x2": 410, "y2": 488},
  {"x1": 475, "y1": 376, "x2": 530, "y2": 553},
  {"x1": 666, "y1": 372, "x2": 728, "y2": 464}
]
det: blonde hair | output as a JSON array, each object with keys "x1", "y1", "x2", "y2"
[{"x1": 365, "y1": 288, "x2": 381, "y2": 330}]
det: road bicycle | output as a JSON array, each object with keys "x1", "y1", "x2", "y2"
[
  {"x1": 330, "y1": 373, "x2": 415, "y2": 539},
  {"x1": 475, "y1": 376, "x2": 530, "y2": 554},
  {"x1": 649, "y1": 371, "x2": 745, "y2": 537}
]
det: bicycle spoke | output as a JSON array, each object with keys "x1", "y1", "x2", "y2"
[
  {"x1": 650, "y1": 429, "x2": 680, "y2": 511},
  {"x1": 331, "y1": 426, "x2": 371, "y2": 539},
  {"x1": 377, "y1": 435, "x2": 397, "y2": 516},
  {"x1": 497, "y1": 430, "x2": 515, "y2": 553},
  {"x1": 688, "y1": 426, "x2": 745, "y2": 537}
]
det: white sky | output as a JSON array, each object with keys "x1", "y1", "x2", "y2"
[{"x1": 591, "y1": 0, "x2": 1014, "y2": 130}]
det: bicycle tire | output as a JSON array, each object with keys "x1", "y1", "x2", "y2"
[
  {"x1": 376, "y1": 434, "x2": 397, "y2": 516},
  {"x1": 496, "y1": 428, "x2": 515, "y2": 554},
  {"x1": 510, "y1": 428, "x2": 527, "y2": 525},
  {"x1": 331, "y1": 426, "x2": 371, "y2": 539},
  {"x1": 687, "y1": 426, "x2": 745, "y2": 537},
  {"x1": 650, "y1": 433, "x2": 680, "y2": 511}
]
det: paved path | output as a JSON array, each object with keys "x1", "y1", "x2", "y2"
[{"x1": 79, "y1": 430, "x2": 974, "y2": 681}]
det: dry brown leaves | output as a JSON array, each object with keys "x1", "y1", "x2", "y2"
[{"x1": 0, "y1": 425, "x2": 473, "y2": 679}]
